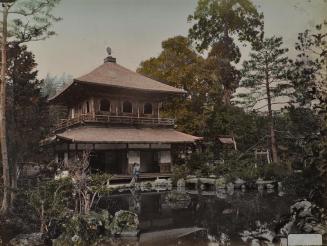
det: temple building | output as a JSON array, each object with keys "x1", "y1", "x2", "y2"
[{"x1": 43, "y1": 48, "x2": 201, "y2": 179}]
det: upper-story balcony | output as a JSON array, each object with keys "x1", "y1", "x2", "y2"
[{"x1": 53, "y1": 114, "x2": 175, "y2": 132}]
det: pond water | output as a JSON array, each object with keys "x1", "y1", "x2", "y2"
[{"x1": 98, "y1": 188, "x2": 300, "y2": 245}]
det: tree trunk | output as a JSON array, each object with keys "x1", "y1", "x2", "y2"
[
  {"x1": 265, "y1": 56, "x2": 278, "y2": 163},
  {"x1": 0, "y1": 5, "x2": 10, "y2": 214},
  {"x1": 40, "y1": 200, "x2": 45, "y2": 233},
  {"x1": 222, "y1": 24, "x2": 232, "y2": 105},
  {"x1": 269, "y1": 119, "x2": 278, "y2": 163},
  {"x1": 10, "y1": 161, "x2": 17, "y2": 205},
  {"x1": 9, "y1": 74, "x2": 17, "y2": 206},
  {"x1": 222, "y1": 88, "x2": 232, "y2": 105}
]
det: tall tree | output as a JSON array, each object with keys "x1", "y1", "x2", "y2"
[
  {"x1": 291, "y1": 22, "x2": 327, "y2": 198},
  {"x1": 137, "y1": 36, "x2": 213, "y2": 135},
  {"x1": 237, "y1": 36, "x2": 291, "y2": 163},
  {"x1": 188, "y1": 0, "x2": 263, "y2": 104},
  {"x1": 0, "y1": 0, "x2": 61, "y2": 214},
  {"x1": 0, "y1": 2, "x2": 10, "y2": 215},
  {"x1": 7, "y1": 44, "x2": 47, "y2": 165},
  {"x1": 291, "y1": 22, "x2": 327, "y2": 108}
]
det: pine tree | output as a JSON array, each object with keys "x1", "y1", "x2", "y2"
[
  {"x1": 237, "y1": 36, "x2": 291, "y2": 163},
  {"x1": 1, "y1": 0, "x2": 61, "y2": 214}
]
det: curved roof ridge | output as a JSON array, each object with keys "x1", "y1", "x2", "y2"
[
  {"x1": 75, "y1": 62, "x2": 185, "y2": 93},
  {"x1": 49, "y1": 61, "x2": 186, "y2": 102}
]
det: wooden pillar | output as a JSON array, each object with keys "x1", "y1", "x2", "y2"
[
  {"x1": 65, "y1": 143, "x2": 70, "y2": 167},
  {"x1": 74, "y1": 143, "x2": 78, "y2": 161},
  {"x1": 52, "y1": 144, "x2": 57, "y2": 163},
  {"x1": 91, "y1": 97, "x2": 95, "y2": 118}
]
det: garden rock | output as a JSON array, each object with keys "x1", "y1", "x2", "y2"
[
  {"x1": 177, "y1": 178, "x2": 185, "y2": 187},
  {"x1": 9, "y1": 233, "x2": 43, "y2": 246},
  {"x1": 290, "y1": 200, "x2": 312, "y2": 217},
  {"x1": 226, "y1": 182, "x2": 234, "y2": 191},
  {"x1": 240, "y1": 221, "x2": 275, "y2": 245},
  {"x1": 109, "y1": 210, "x2": 139, "y2": 237},
  {"x1": 140, "y1": 181, "x2": 153, "y2": 191},
  {"x1": 277, "y1": 200, "x2": 327, "y2": 237},
  {"x1": 152, "y1": 178, "x2": 172, "y2": 191},
  {"x1": 234, "y1": 178, "x2": 245, "y2": 189}
]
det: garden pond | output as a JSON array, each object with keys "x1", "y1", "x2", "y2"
[{"x1": 96, "y1": 188, "x2": 301, "y2": 245}]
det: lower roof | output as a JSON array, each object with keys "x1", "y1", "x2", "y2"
[{"x1": 52, "y1": 127, "x2": 202, "y2": 144}]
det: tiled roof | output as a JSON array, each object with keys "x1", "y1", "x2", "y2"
[
  {"x1": 55, "y1": 127, "x2": 201, "y2": 143},
  {"x1": 49, "y1": 61, "x2": 185, "y2": 102},
  {"x1": 76, "y1": 62, "x2": 185, "y2": 93}
]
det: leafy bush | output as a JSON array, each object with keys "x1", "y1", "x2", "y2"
[
  {"x1": 53, "y1": 210, "x2": 112, "y2": 246},
  {"x1": 27, "y1": 178, "x2": 74, "y2": 232},
  {"x1": 258, "y1": 163, "x2": 290, "y2": 180},
  {"x1": 186, "y1": 151, "x2": 215, "y2": 175},
  {"x1": 171, "y1": 164, "x2": 190, "y2": 185},
  {"x1": 174, "y1": 148, "x2": 292, "y2": 182}
]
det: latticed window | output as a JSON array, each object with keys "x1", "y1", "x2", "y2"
[
  {"x1": 123, "y1": 101, "x2": 132, "y2": 113},
  {"x1": 143, "y1": 103, "x2": 152, "y2": 114},
  {"x1": 100, "y1": 99, "x2": 110, "y2": 111}
]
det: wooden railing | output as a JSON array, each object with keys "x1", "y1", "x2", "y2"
[{"x1": 54, "y1": 114, "x2": 175, "y2": 132}]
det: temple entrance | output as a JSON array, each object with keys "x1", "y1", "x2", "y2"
[
  {"x1": 140, "y1": 150, "x2": 159, "y2": 173},
  {"x1": 90, "y1": 150, "x2": 127, "y2": 174}
]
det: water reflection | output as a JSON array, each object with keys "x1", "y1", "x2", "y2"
[{"x1": 99, "y1": 188, "x2": 297, "y2": 245}]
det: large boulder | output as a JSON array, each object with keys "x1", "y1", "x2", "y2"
[
  {"x1": 234, "y1": 178, "x2": 246, "y2": 189},
  {"x1": 290, "y1": 200, "x2": 313, "y2": 218},
  {"x1": 277, "y1": 200, "x2": 327, "y2": 237},
  {"x1": 152, "y1": 178, "x2": 172, "y2": 191},
  {"x1": 240, "y1": 221, "x2": 275, "y2": 245},
  {"x1": 177, "y1": 178, "x2": 186, "y2": 188},
  {"x1": 9, "y1": 233, "x2": 43, "y2": 246},
  {"x1": 140, "y1": 181, "x2": 153, "y2": 192},
  {"x1": 109, "y1": 210, "x2": 139, "y2": 237},
  {"x1": 226, "y1": 182, "x2": 234, "y2": 191}
]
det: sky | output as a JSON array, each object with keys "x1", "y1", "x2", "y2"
[{"x1": 26, "y1": 0, "x2": 327, "y2": 79}]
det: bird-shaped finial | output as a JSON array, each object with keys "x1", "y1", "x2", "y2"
[{"x1": 106, "y1": 46, "x2": 112, "y2": 56}]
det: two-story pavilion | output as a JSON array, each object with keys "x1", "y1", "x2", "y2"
[{"x1": 44, "y1": 49, "x2": 201, "y2": 179}]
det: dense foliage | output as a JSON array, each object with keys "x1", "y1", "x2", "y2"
[
  {"x1": 188, "y1": 0, "x2": 263, "y2": 104},
  {"x1": 290, "y1": 21, "x2": 327, "y2": 199},
  {"x1": 138, "y1": 36, "x2": 211, "y2": 135},
  {"x1": 7, "y1": 44, "x2": 50, "y2": 164},
  {"x1": 138, "y1": 11, "x2": 326, "y2": 206},
  {"x1": 0, "y1": 1, "x2": 326, "y2": 243}
]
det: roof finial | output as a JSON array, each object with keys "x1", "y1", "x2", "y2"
[
  {"x1": 106, "y1": 46, "x2": 112, "y2": 56},
  {"x1": 104, "y1": 46, "x2": 116, "y2": 63}
]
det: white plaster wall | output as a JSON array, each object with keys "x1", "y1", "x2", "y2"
[
  {"x1": 128, "y1": 151, "x2": 140, "y2": 164},
  {"x1": 159, "y1": 151, "x2": 171, "y2": 164},
  {"x1": 64, "y1": 152, "x2": 69, "y2": 167}
]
